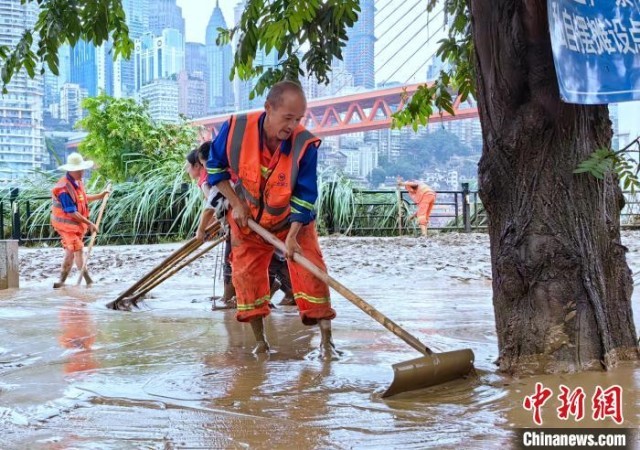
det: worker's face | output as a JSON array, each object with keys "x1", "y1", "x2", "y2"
[
  {"x1": 69, "y1": 170, "x2": 83, "y2": 180},
  {"x1": 184, "y1": 161, "x2": 201, "y2": 180},
  {"x1": 264, "y1": 91, "x2": 307, "y2": 142}
]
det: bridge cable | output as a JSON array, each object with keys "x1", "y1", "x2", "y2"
[
  {"x1": 375, "y1": 6, "x2": 431, "y2": 58},
  {"x1": 404, "y1": 45, "x2": 442, "y2": 84},
  {"x1": 331, "y1": 0, "x2": 418, "y2": 91},
  {"x1": 373, "y1": 0, "x2": 396, "y2": 25},
  {"x1": 376, "y1": 13, "x2": 444, "y2": 83},
  {"x1": 324, "y1": 1, "x2": 442, "y2": 94},
  {"x1": 376, "y1": 0, "x2": 425, "y2": 42},
  {"x1": 382, "y1": 22, "x2": 446, "y2": 85}
]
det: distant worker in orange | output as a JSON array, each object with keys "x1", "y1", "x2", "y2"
[
  {"x1": 51, "y1": 153, "x2": 109, "y2": 288},
  {"x1": 401, "y1": 179, "x2": 436, "y2": 236}
]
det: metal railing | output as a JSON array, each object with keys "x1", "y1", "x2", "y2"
[
  {"x1": 3, "y1": 183, "x2": 640, "y2": 244},
  {"x1": 323, "y1": 183, "x2": 486, "y2": 236}
]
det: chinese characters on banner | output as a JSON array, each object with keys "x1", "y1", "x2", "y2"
[
  {"x1": 523, "y1": 382, "x2": 624, "y2": 425},
  {"x1": 547, "y1": 0, "x2": 640, "y2": 104}
]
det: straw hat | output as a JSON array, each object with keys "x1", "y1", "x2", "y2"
[{"x1": 58, "y1": 152, "x2": 94, "y2": 171}]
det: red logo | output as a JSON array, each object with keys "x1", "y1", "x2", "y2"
[
  {"x1": 523, "y1": 382, "x2": 553, "y2": 425},
  {"x1": 275, "y1": 173, "x2": 287, "y2": 187},
  {"x1": 557, "y1": 385, "x2": 586, "y2": 421},
  {"x1": 592, "y1": 385, "x2": 623, "y2": 424},
  {"x1": 523, "y1": 383, "x2": 624, "y2": 425}
]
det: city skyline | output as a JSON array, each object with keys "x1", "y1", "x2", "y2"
[
  {"x1": 2, "y1": 0, "x2": 639, "y2": 184},
  {"x1": 176, "y1": 0, "x2": 445, "y2": 86}
]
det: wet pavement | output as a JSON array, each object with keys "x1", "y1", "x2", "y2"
[{"x1": 1, "y1": 234, "x2": 639, "y2": 449}]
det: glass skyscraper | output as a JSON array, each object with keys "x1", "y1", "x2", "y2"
[
  {"x1": 344, "y1": 0, "x2": 375, "y2": 89},
  {"x1": 206, "y1": 1, "x2": 233, "y2": 113},
  {"x1": 186, "y1": 42, "x2": 207, "y2": 79},
  {"x1": 70, "y1": 41, "x2": 97, "y2": 97},
  {"x1": 117, "y1": 0, "x2": 150, "y2": 97},
  {"x1": 148, "y1": 0, "x2": 185, "y2": 37},
  {"x1": 134, "y1": 29, "x2": 185, "y2": 91}
]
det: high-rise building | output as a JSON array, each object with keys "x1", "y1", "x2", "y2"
[
  {"x1": 58, "y1": 44, "x2": 71, "y2": 85},
  {"x1": 235, "y1": 48, "x2": 278, "y2": 111},
  {"x1": 122, "y1": 0, "x2": 148, "y2": 38},
  {"x1": 134, "y1": 29, "x2": 185, "y2": 91},
  {"x1": 177, "y1": 71, "x2": 207, "y2": 119},
  {"x1": 615, "y1": 101, "x2": 640, "y2": 151},
  {"x1": 206, "y1": 1, "x2": 233, "y2": 113},
  {"x1": 70, "y1": 40, "x2": 97, "y2": 97},
  {"x1": 344, "y1": 0, "x2": 375, "y2": 89},
  {"x1": 43, "y1": 68, "x2": 59, "y2": 111},
  {"x1": 232, "y1": 1, "x2": 251, "y2": 110},
  {"x1": 96, "y1": 43, "x2": 114, "y2": 96},
  {"x1": 148, "y1": 0, "x2": 185, "y2": 37},
  {"x1": 232, "y1": 0, "x2": 268, "y2": 111},
  {"x1": 300, "y1": 71, "x2": 320, "y2": 100},
  {"x1": 426, "y1": 55, "x2": 452, "y2": 82},
  {"x1": 186, "y1": 42, "x2": 208, "y2": 79},
  {"x1": 116, "y1": 0, "x2": 149, "y2": 97},
  {"x1": 140, "y1": 78, "x2": 179, "y2": 123},
  {"x1": 376, "y1": 127, "x2": 413, "y2": 163},
  {"x1": 0, "y1": 0, "x2": 45, "y2": 180},
  {"x1": 428, "y1": 96, "x2": 482, "y2": 151},
  {"x1": 609, "y1": 103, "x2": 620, "y2": 151},
  {"x1": 59, "y1": 83, "x2": 87, "y2": 126},
  {"x1": 328, "y1": 57, "x2": 354, "y2": 96}
]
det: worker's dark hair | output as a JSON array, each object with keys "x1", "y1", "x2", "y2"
[
  {"x1": 266, "y1": 80, "x2": 306, "y2": 107},
  {"x1": 186, "y1": 149, "x2": 199, "y2": 166},
  {"x1": 197, "y1": 140, "x2": 211, "y2": 162}
]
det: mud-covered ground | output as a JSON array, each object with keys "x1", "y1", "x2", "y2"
[
  {"x1": 18, "y1": 232, "x2": 494, "y2": 286},
  {"x1": 0, "y1": 232, "x2": 638, "y2": 449}
]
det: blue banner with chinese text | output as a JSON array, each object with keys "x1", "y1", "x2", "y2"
[{"x1": 548, "y1": 0, "x2": 640, "y2": 104}]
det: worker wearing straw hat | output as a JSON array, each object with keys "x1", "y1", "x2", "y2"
[
  {"x1": 51, "y1": 152, "x2": 109, "y2": 288},
  {"x1": 206, "y1": 80, "x2": 337, "y2": 358}
]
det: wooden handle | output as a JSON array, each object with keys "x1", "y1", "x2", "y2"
[
  {"x1": 247, "y1": 220, "x2": 432, "y2": 355},
  {"x1": 77, "y1": 183, "x2": 112, "y2": 285},
  {"x1": 107, "y1": 221, "x2": 221, "y2": 309},
  {"x1": 127, "y1": 235, "x2": 225, "y2": 304}
]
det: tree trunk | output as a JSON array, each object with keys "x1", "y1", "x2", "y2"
[{"x1": 468, "y1": 0, "x2": 639, "y2": 375}]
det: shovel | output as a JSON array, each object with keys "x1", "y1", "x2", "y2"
[
  {"x1": 248, "y1": 220, "x2": 475, "y2": 397},
  {"x1": 76, "y1": 183, "x2": 112, "y2": 286}
]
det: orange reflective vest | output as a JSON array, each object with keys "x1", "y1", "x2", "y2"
[
  {"x1": 51, "y1": 175, "x2": 89, "y2": 233},
  {"x1": 226, "y1": 111, "x2": 320, "y2": 231}
]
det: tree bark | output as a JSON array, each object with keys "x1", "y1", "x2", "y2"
[{"x1": 468, "y1": 0, "x2": 639, "y2": 375}]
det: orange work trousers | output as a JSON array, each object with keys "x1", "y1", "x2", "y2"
[
  {"x1": 417, "y1": 192, "x2": 436, "y2": 226},
  {"x1": 229, "y1": 216, "x2": 336, "y2": 325}
]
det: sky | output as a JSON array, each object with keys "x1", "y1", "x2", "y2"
[{"x1": 175, "y1": 0, "x2": 445, "y2": 85}]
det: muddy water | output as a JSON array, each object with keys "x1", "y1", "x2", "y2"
[{"x1": 1, "y1": 235, "x2": 639, "y2": 449}]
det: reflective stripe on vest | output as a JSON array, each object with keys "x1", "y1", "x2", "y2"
[
  {"x1": 226, "y1": 112, "x2": 320, "y2": 230},
  {"x1": 51, "y1": 215, "x2": 81, "y2": 226}
]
